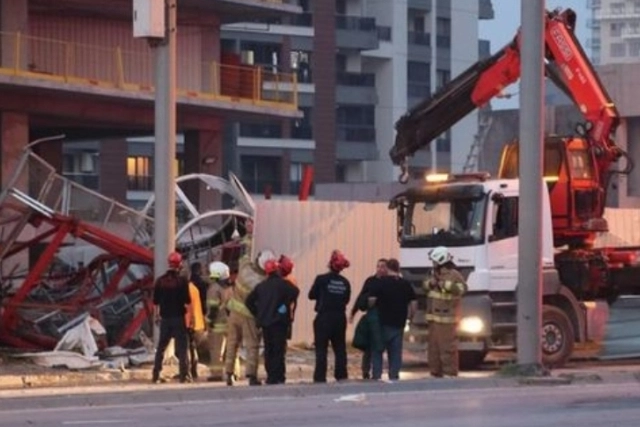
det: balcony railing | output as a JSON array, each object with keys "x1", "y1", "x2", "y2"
[
  {"x1": 63, "y1": 173, "x2": 99, "y2": 190},
  {"x1": 336, "y1": 15, "x2": 376, "y2": 31},
  {"x1": 408, "y1": 31, "x2": 430, "y2": 46},
  {"x1": 0, "y1": 31, "x2": 298, "y2": 111},
  {"x1": 377, "y1": 26, "x2": 392, "y2": 41},
  {"x1": 336, "y1": 71, "x2": 375, "y2": 87}
]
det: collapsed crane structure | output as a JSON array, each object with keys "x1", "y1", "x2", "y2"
[{"x1": 0, "y1": 136, "x2": 253, "y2": 352}]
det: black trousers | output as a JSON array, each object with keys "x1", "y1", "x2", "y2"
[
  {"x1": 187, "y1": 329, "x2": 206, "y2": 379},
  {"x1": 263, "y1": 322, "x2": 289, "y2": 384},
  {"x1": 153, "y1": 317, "x2": 189, "y2": 380},
  {"x1": 313, "y1": 311, "x2": 348, "y2": 382}
]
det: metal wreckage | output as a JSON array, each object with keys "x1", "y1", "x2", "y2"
[{"x1": 0, "y1": 136, "x2": 254, "y2": 366}]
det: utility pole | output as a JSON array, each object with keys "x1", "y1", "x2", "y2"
[
  {"x1": 153, "y1": 0, "x2": 177, "y2": 343},
  {"x1": 429, "y1": 0, "x2": 438, "y2": 173},
  {"x1": 517, "y1": 0, "x2": 545, "y2": 370}
]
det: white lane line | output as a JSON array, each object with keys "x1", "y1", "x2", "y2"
[{"x1": 62, "y1": 420, "x2": 133, "y2": 425}]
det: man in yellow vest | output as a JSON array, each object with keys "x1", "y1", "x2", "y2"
[
  {"x1": 424, "y1": 246, "x2": 467, "y2": 378},
  {"x1": 185, "y1": 274, "x2": 206, "y2": 381}
]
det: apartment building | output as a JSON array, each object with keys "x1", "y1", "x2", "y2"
[
  {"x1": 45, "y1": 0, "x2": 301, "y2": 210},
  {"x1": 220, "y1": 0, "x2": 495, "y2": 196},
  {"x1": 588, "y1": 0, "x2": 640, "y2": 64}
]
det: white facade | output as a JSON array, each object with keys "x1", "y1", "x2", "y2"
[
  {"x1": 589, "y1": 0, "x2": 640, "y2": 64},
  {"x1": 450, "y1": 2, "x2": 480, "y2": 172}
]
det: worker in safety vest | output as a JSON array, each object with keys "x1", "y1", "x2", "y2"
[
  {"x1": 185, "y1": 275, "x2": 206, "y2": 380},
  {"x1": 423, "y1": 246, "x2": 467, "y2": 378},
  {"x1": 205, "y1": 261, "x2": 234, "y2": 382},
  {"x1": 224, "y1": 245, "x2": 274, "y2": 386}
]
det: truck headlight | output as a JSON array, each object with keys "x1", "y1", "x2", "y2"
[{"x1": 459, "y1": 316, "x2": 484, "y2": 334}]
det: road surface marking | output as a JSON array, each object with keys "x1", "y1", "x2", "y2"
[{"x1": 63, "y1": 420, "x2": 133, "y2": 425}]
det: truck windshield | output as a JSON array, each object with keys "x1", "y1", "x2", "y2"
[{"x1": 401, "y1": 197, "x2": 486, "y2": 247}]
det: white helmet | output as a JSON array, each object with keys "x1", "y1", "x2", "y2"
[
  {"x1": 256, "y1": 249, "x2": 277, "y2": 271},
  {"x1": 209, "y1": 261, "x2": 230, "y2": 280},
  {"x1": 429, "y1": 246, "x2": 453, "y2": 266}
]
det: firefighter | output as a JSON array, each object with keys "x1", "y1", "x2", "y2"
[
  {"x1": 424, "y1": 246, "x2": 467, "y2": 378},
  {"x1": 205, "y1": 261, "x2": 233, "y2": 382},
  {"x1": 308, "y1": 250, "x2": 352, "y2": 383},
  {"x1": 246, "y1": 258, "x2": 300, "y2": 385},
  {"x1": 152, "y1": 251, "x2": 190, "y2": 384},
  {"x1": 224, "y1": 248, "x2": 274, "y2": 386}
]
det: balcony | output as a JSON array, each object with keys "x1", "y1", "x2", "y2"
[
  {"x1": 208, "y1": 0, "x2": 303, "y2": 23},
  {"x1": 63, "y1": 173, "x2": 99, "y2": 190},
  {"x1": 377, "y1": 26, "x2": 392, "y2": 42},
  {"x1": 622, "y1": 27, "x2": 640, "y2": 39},
  {"x1": 0, "y1": 31, "x2": 299, "y2": 117},
  {"x1": 595, "y1": 10, "x2": 640, "y2": 20},
  {"x1": 336, "y1": 72, "x2": 375, "y2": 87},
  {"x1": 408, "y1": 0, "x2": 431, "y2": 11},
  {"x1": 408, "y1": 31, "x2": 430, "y2": 46},
  {"x1": 336, "y1": 71, "x2": 376, "y2": 105},
  {"x1": 336, "y1": 15, "x2": 379, "y2": 50}
]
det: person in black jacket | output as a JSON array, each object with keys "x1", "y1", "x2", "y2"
[
  {"x1": 246, "y1": 258, "x2": 299, "y2": 385},
  {"x1": 308, "y1": 250, "x2": 351, "y2": 383},
  {"x1": 152, "y1": 251, "x2": 191, "y2": 383},
  {"x1": 349, "y1": 258, "x2": 388, "y2": 379}
]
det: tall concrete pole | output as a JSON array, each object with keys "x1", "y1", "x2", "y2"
[
  {"x1": 153, "y1": 0, "x2": 177, "y2": 342},
  {"x1": 429, "y1": 0, "x2": 438, "y2": 173},
  {"x1": 517, "y1": 0, "x2": 545, "y2": 368}
]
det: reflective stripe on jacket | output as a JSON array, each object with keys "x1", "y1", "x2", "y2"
[
  {"x1": 424, "y1": 267, "x2": 467, "y2": 324},
  {"x1": 227, "y1": 297, "x2": 254, "y2": 318}
]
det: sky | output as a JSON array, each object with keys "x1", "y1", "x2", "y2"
[{"x1": 478, "y1": 0, "x2": 590, "y2": 109}]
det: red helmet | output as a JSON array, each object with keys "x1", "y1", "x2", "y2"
[
  {"x1": 168, "y1": 251, "x2": 182, "y2": 269},
  {"x1": 329, "y1": 250, "x2": 350, "y2": 272},
  {"x1": 264, "y1": 259, "x2": 280, "y2": 275},
  {"x1": 278, "y1": 255, "x2": 294, "y2": 277}
]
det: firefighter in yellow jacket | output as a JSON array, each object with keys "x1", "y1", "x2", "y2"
[
  {"x1": 224, "y1": 244, "x2": 274, "y2": 386},
  {"x1": 205, "y1": 261, "x2": 233, "y2": 382},
  {"x1": 424, "y1": 246, "x2": 467, "y2": 378}
]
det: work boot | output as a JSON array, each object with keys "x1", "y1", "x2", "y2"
[
  {"x1": 247, "y1": 375, "x2": 262, "y2": 386},
  {"x1": 226, "y1": 372, "x2": 235, "y2": 386}
]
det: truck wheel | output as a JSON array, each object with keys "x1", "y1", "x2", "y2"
[
  {"x1": 459, "y1": 350, "x2": 487, "y2": 370},
  {"x1": 541, "y1": 305, "x2": 574, "y2": 368}
]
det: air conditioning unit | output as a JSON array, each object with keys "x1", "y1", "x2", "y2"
[{"x1": 80, "y1": 152, "x2": 95, "y2": 173}]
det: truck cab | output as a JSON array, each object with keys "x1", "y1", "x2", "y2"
[{"x1": 390, "y1": 173, "x2": 578, "y2": 368}]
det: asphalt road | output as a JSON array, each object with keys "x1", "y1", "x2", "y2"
[{"x1": 0, "y1": 379, "x2": 639, "y2": 427}]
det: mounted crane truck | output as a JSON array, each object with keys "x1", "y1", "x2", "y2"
[{"x1": 388, "y1": 7, "x2": 639, "y2": 368}]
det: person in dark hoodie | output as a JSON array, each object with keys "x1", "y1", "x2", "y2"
[{"x1": 246, "y1": 258, "x2": 299, "y2": 385}]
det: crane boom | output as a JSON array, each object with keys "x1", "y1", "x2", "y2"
[{"x1": 390, "y1": 8, "x2": 624, "y2": 188}]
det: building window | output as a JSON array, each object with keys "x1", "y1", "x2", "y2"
[
  {"x1": 292, "y1": 107, "x2": 313, "y2": 139},
  {"x1": 630, "y1": 40, "x2": 640, "y2": 57},
  {"x1": 62, "y1": 151, "x2": 99, "y2": 189},
  {"x1": 289, "y1": 162, "x2": 312, "y2": 195},
  {"x1": 635, "y1": 1, "x2": 640, "y2": 13},
  {"x1": 408, "y1": 61, "x2": 430, "y2": 97},
  {"x1": 336, "y1": 105, "x2": 375, "y2": 142},
  {"x1": 610, "y1": 42, "x2": 626, "y2": 57},
  {"x1": 290, "y1": 50, "x2": 312, "y2": 83},
  {"x1": 240, "y1": 155, "x2": 281, "y2": 194},
  {"x1": 610, "y1": 22, "x2": 624, "y2": 37},
  {"x1": 436, "y1": 69, "x2": 451, "y2": 90},
  {"x1": 436, "y1": 17, "x2": 451, "y2": 48},
  {"x1": 127, "y1": 156, "x2": 152, "y2": 191},
  {"x1": 610, "y1": 2, "x2": 625, "y2": 14}
]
